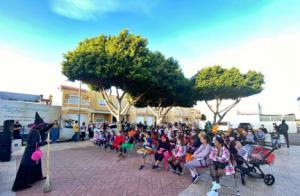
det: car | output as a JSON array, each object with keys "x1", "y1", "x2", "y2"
[
  {"x1": 108, "y1": 124, "x2": 118, "y2": 132},
  {"x1": 237, "y1": 123, "x2": 254, "y2": 133},
  {"x1": 211, "y1": 122, "x2": 232, "y2": 134},
  {"x1": 217, "y1": 122, "x2": 232, "y2": 132}
]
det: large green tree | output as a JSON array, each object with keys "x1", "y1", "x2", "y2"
[
  {"x1": 62, "y1": 29, "x2": 157, "y2": 130},
  {"x1": 193, "y1": 65, "x2": 264, "y2": 123},
  {"x1": 135, "y1": 52, "x2": 196, "y2": 124}
]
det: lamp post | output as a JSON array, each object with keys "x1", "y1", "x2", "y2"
[{"x1": 78, "y1": 81, "x2": 82, "y2": 127}]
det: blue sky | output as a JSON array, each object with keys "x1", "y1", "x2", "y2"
[
  {"x1": 0, "y1": 0, "x2": 300, "y2": 118},
  {"x1": 0, "y1": 0, "x2": 276, "y2": 58}
]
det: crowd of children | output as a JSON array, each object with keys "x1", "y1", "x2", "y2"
[{"x1": 90, "y1": 121, "x2": 281, "y2": 196}]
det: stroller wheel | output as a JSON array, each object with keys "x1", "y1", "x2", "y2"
[{"x1": 264, "y1": 174, "x2": 275, "y2": 186}]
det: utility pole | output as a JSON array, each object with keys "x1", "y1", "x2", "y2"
[{"x1": 78, "y1": 81, "x2": 82, "y2": 127}]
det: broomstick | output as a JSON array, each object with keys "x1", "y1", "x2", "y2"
[{"x1": 43, "y1": 130, "x2": 52, "y2": 192}]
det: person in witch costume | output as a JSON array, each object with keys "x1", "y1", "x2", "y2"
[{"x1": 12, "y1": 112, "x2": 53, "y2": 191}]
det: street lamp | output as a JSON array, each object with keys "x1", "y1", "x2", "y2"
[{"x1": 78, "y1": 81, "x2": 82, "y2": 127}]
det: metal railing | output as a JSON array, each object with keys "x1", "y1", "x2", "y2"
[{"x1": 64, "y1": 99, "x2": 90, "y2": 106}]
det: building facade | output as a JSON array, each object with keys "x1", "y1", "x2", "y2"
[
  {"x1": 61, "y1": 85, "x2": 201, "y2": 127},
  {"x1": 61, "y1": 85, "x2": 113, "y2": 128}
]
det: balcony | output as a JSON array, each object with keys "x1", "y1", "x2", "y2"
[{"x1": 64, "y1": 99, "x2": 90, "y2": 106}]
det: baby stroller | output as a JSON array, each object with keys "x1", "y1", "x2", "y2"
[{"x1": 235, "y1": 145, "x2": 276, "y2": 186}]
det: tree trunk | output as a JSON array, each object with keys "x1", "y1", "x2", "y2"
[
  {"x1": 117, "y1": 117, "x2": 122, "y2": 132},
  {"x1": 213, "y1": 113, "x2": 217, "y2": 124},
  {"x1": 99, "y1": 86, "x2": 147, "y2": 131},
  {"x1": 160, "y1": 106, "x2": 172, "y2": 124},
  {"x1": 157, "y1": 116, "x2": 163, "y2": 125}
]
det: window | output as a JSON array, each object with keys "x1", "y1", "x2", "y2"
[{"x1": 99, "y1": 99, "x2": 106, "y2": 106}]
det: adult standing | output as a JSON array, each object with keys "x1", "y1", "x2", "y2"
[
  {"x1": 103, "y1": 121, "x2": 109, "y2": 131},
  {"x1": 12, "y1": 113, "x2": 52, "y2": 191},
  {"x1": 279, "y1": 120, "x2": 289, "y2": 148},
  {"x1": 88, "y1": 121, "x2": 95, "y2": 138},
  {"x1": 50, "y1": 120, "x2": 59, "y2": 143},
  {"x1": 13, "y1": 120, "x2": 23, "y2": 141},
  {"x1": 80, "y1": 122, "x2": 87, "y2": 141},
  {"x1": 72, "y1": 121, "x2": 79, "y2": 142}
]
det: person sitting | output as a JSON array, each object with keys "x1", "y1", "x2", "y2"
[
  {"x1": 207, "y1": 137, "x2": 231, "y2": 196},
  {"x1": 90, "y1": 131, "x2": 99, "y2": 144},
  {"x1": 138, "y1": 132, "x2": 153, "y2": 170},
  {"x1": 152, "y1": 135, "x2": 171, "y2": 169},
  {"x1": 97, "y1": 131, "x2": 106, "y2": 147},
  {"x1": 236, "y1": 131, "x2": 246, "y2": 145},
  {"x1": 168, "y1": 138, "x2": 186, "y2": 174},
  {"x1": 119, "y1": 135, "x2": 135, "y2": 158},
  {"x1": 256, "y1": 128, "x2": 266, "y2": 145},
  {"x1": 245, "y1": 131, "x2": 256, "y2": 144},
  {"x1": 185, "y1": 134, "x2": 211, "y2": 183},
  {"x1": 110, "y1": 132, "x2": 125, "y2": 152}
]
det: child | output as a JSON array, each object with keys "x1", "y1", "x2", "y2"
[
  {"x1": 90, "y1": 131, "x2": 99, "y2": 144},
  {"x1": 245, "y1": 131, "x2": 256, "y2": 144},
  {"x1": 119, "y1": 135, "x2": 135, "y2": 157},
  {"x1": 98, "y1": 131, "x2": 105, "y2": 147},
  {"x1": 138, "y1": 132, "x2": 153, "y2": 170},
  {"x1": 271, "y1": 131, "x2": 280, "y2": 148},
  {"x1": 168, "y1": 138, "x2": 186, "y2": 174}
]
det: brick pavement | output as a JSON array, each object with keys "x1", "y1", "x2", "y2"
[
  {"x1": 11, "y1": 142, "x2": 191, "y2": 196},
  {"x1": 180, "y1": 146, "x2": 300, "y2": 196},
  {"x1": 1, "y1": 141, "x2": 300, "y2": 196}
]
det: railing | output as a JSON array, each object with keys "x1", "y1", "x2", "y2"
[{"x1": 64, "y1": 99, "x2": 90, "y2": 106}]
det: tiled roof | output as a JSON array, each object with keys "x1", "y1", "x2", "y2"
[{"x1": 0, "y1": 91, "x2": 41, "y2": 102}]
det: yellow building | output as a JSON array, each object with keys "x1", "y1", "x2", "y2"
[
  {"x1": 61, "y1": 85, "x2": 113, "y2": 128},
  {"x1": 61, "y1": 85, "x2": 201, "y2": 127}
]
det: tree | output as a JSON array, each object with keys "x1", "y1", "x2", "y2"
[
  {"x1": 135, "y1": 52, "x2": 196, "y2": 124},
  {"x1": 193, "y1": 65, "x2": 264, "y2": 123},
  {"x1": 62, "y1": 29, "x2": 157, "y2": 130}
]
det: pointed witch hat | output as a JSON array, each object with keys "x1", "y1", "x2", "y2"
[
  {"x1": 34, "y1": 112, "x2": 45, "y2": 125},
  {"x1": 29, "y1": 112, "x2": 53, "y2": 130}
]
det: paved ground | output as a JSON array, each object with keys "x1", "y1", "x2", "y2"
[
  {"x1": 1, "y1": 140, "x2": 300, "y2": 196},
  {"x1": 180, "y1": 146, "x2": 300, "y2": 196},
  {"x1": 289, "y1": 133, "x2": 300, "y2": 145}
]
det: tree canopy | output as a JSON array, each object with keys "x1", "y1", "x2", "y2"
[
  {"x1": 62, "y1": 29, "x2": 152, "y2": 94},
  {"x1": 193, "y1": 65, "x2": 264, "y2": 123},
  {"x1": 134, "y1": 52, "x2": 196, "y2": 124},
  {"x1": 62, "y1": 29, "x2": 159, "y2": 129}
]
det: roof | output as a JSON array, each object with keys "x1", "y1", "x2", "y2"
[
  {"x1": 0, "y1": 91, "x2": 41, "y2": 102},
  {"x1": 60, "y1": 85, "x2": 88, "y2": 93}
]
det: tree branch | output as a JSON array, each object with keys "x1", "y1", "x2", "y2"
[
  {"x1": 219, "y1": 98, "x2": 240, "y2": 113},
  {"x1": 116, "y1": 87, "x2": 120, "y2": 100},
  {"x1": 99, "y1": 87, "x2": 117, "y2": 115},
  {"x1": 147, "y1": 106, "x2": 157, "y2": 117},
  {"x1": 205, "y1": 100, "x2": 216, "y2": 114},
  {"x1": 121, "y1": 102, "x2": 130, "y2": 115},
  {"x1": 120, "y1": 91, "x2": 126, "y2": 101},
  {"x1": 217, "y1": 98, "x2": 241, "y2": 122},
  {"x1": 162, "y1": 106, "x2": 173, "y2": 117},
  {"x1": 129, "y1": 91, "x2": 146, "y2": 105}
]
